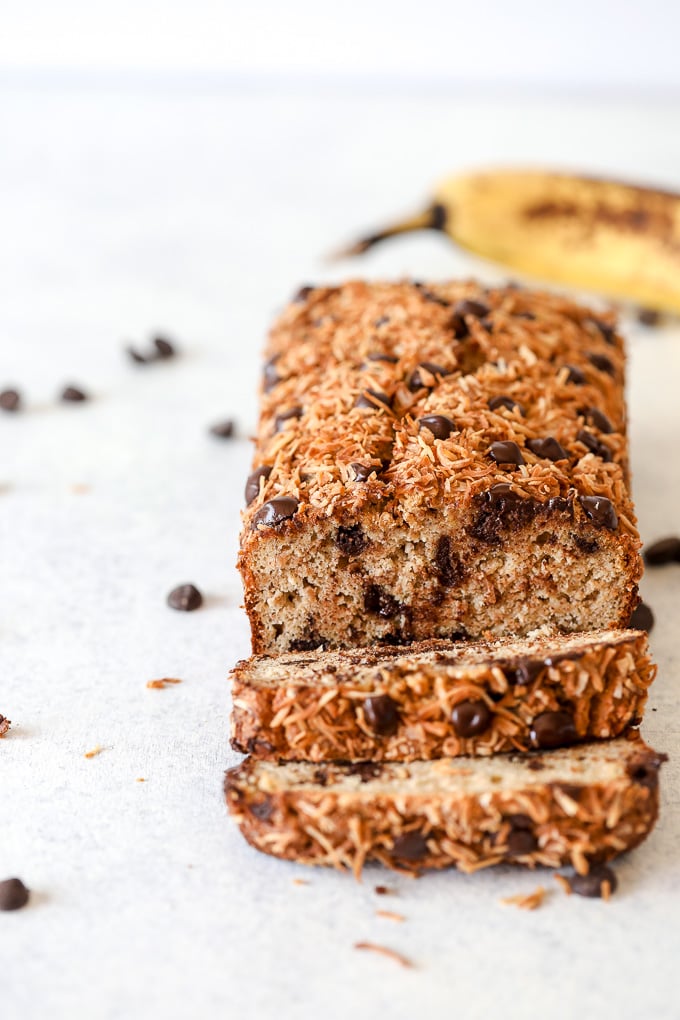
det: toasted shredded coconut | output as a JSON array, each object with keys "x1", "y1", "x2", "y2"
[
  {"x1": 146, "y1": 678, "x2": 183, "y2": 689},
  {"x1": 354, "y1": 941, "x2": 414, "y2": 968},
  {"x1": 501, "y1": 886, "x2": 547, "y2": 910}
]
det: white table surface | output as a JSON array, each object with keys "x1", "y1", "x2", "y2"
[{"x1": 1, "y1": 81, "x2": 680, "y2": 1020}]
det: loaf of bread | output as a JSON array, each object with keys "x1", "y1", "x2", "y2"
[
  {"x1": 225, "y1": 734, "x2": 664, "y2": 875},
  {"x1": 231, "y1": 627, "x2": 654, "y2": 762},
  {"x1": 239, "y1": 281, "x2": 641, "y2": 654}
]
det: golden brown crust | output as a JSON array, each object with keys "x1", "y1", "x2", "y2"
[
  {"x1": 230, "y1": 629, "x2": 655, "y2": 762},
  {"x1": 239, "y1": 281, "x2": 641, "y2": 654},
  {"x1": 225, "y1": 736, "x2": 664, "y2": 876}
]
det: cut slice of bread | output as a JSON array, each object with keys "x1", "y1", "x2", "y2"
[
  {"x1": 231, "y1": 628, "x2": 654, "y2": 762},
  {"x1": 225, "y1": 734, "x2": 665, "y2": 876}
]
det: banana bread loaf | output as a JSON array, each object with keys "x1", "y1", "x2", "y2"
[
  {"x1": 231, "y1": 627, "x2": 654, "y2": 762},
  {"x1": 239, "y1": 281, "x2": 641, "y2": 654},
  {"x1": 225, "y1": 734, "x2": 664, "y2": 875}
]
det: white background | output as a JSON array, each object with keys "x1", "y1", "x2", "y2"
[{"x1": 1, "y1": 5, "x2": 680, "y2": 1020}]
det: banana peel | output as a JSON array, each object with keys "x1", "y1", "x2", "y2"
[{"x1": 339, "y1": 169, "x2": 680, "y2": 314}]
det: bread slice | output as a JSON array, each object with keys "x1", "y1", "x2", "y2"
[
  {"x1": 225, "y1": 734, "x2": 664, "y2": 876},
  {"x1": 239, "y1": 281, "x2": 641, "y2": 654},
  {"x1": 231, "y1": 628, "x2": 654, "y2": 762}
]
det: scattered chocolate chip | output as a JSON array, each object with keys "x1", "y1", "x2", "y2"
[
  {"x1": 245, "y1": 465, "x2": 272, "y2": 505},
  {"x1": 0, "y1": 388, "x2": 21, "y2": 412},
  {"x1": 503, "y1": 658, "x2": 544, "y2": 686},
  {"x1": 637, "y1": 307, "x2": 661, "y2": 327},
  {"x1": 126, "y1": 346, "x2": 149, "y2": 363},
  {"x1": 455, "y1": 298, "x2": 490, "y2": 319},
  {"x1": 293, "y1": 285, "x2": 314, "y2": 303},
  {"x1": 588, "y1": 352, "x2": 615, "y2": 376},
  {"x1": 418, "y1": 414, "x2": 457, "y2": 440},
  {"x1": 488, "y1": 440, "x2": 525, "y2": 466},
  {"x1": 313, "y1": 767, "x2": 329, "y2": 786},
  {"x1": 349, "y1": 463, "x2": 374, "y2": 482},
  {"x1": 567, "y1": 864, "x2": 618, "y2": 898},
  {"x1": 289, "y1": 636, "x2": 326, "y2": 652},
  {"x1": 365, "y1": 352, "x2": 398, "y2": 364},
  {"x1": 451, "y1": 699, "x2": 491, "y2": 737},
  {"x1": 263, "y1": 355, "x2": 281, "y2": 392},
  {"x1": 563, "y1": 364, "x2": 585, "y2": 385},
  {"x1": 250, "y1": 797, "x2": 274, "y2": 821},
  {"x1": 364, "y1": 585, "x2": 402, "y2": 619},
  {"x1": 505, "y1": 816, "x2": 538, "y2": 857},
  {"x1": 588, "y1": 318, "x2": 617, "y2": 345},
  {"x1": 434, "y1": 535, "x2": 462, "y2": 586},
  {"x1": 251, "y1": 496, "x2": 299, "y2": 530},
  {"x1": 484, "y1": 482, "x2": 524, "y2": 507},
  {"x1": 274, "y1": 406, "x2": 303, "y2": 432},
  {"x1": 60, "y1": 385, "x2": 88, "y2": 402},
  {"x1": 391, "y1": 832, "x2": 428, "y2": 862},
  {"x1": 629, "y1": 602, "x2": 654, "y2": 632},
  {"x1": 374, "y1": 885, "x2": 393, "y2": 895},
  {"x1": 167, "y1": 583, "x2": 203, "y2": 612},
  {"x1": 488, "y1": 395, "x2": 524, "y2": 415},
  {"x1": 579, "y1": 494, "x2": 618, "y2": 531},
  {"x1": 363, "y1": 694, "x2": 400, "y2": 736},
  {"x1": 0, "y1": 878, "x2": 30, "y2": 911},
  {"x1": 530, "y1": 710, "x2": 577, "y2": 749},
  {"x1": 153, "y1": 336, "x2": 175, "y2": 359},
  {"x1": 527, "y1": 437, "x2": 568, "y2": 462},
  {"x1": 408, "y1": 362, "x2": 448, "y2": 391},
  {"x1": 355, "y1": 389, "x2": 392, "y2": 410},
  {"x1": 582, "y1": 406, "x2": 614, "y2": 434},
  {"x1": 209, "y1": 419, "x2": 235, "y2": 439},
  {"x1": 644, "y1": 536, "x2": 680, "y2": 566},
  {"x1": 576, "y1": 430, "x2": 612, "y2": 462},
  {"x1": 336, "y1": 525, "x2": 367, "y2": 557}
]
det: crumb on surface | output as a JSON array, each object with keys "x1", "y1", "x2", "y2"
[
  {"x1": 0, "y1": 715, "x2": 11, "y2": 738},
  {"x1": 354, "y1": 941, "x2": 414, "y2": 968},
  {"x1": 376, "y1": 909, "x2": 406, "y2": 922},
  {"x1": 554, "y1": 874, "x2": 572, "y2": 895},
  {"x1": 501, "y1": 886, "x2": 547, "y2": 910},
  {"x1": 136, "y1": 778, "x2": 146, "y2": 783},
  {"x1": 292, "y1": 878, "x2": 310, "y2": 886},
  {"x1": 374, "y1": 885, "x2": 395, "y2": 896},
  {"x1": 84, "y1": 745, "x2": 105, "y2": 759},
  {"x1": 146, "y1": 678, "x2": 183, "y2": 689}
]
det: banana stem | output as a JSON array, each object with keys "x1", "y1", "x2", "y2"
[{"x1": 331, "y1": 206, "x2": 443, "y2": 259}]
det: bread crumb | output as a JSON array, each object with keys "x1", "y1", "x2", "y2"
[
  {"x1": 136, "y1": 778, "x2": 146, "y2": 783},
  {"x1": 292, "y1": 878, "x2": 310, "y2": 886},
  {"x1": 146, "y1": 678, "x2": 183, "y2": 689},
  {"x1": 0, "y1": 715, "x2": 11, "y2": 738},
  {"x1": 554, "y1": 874, "x2": 572, "y2": 895},
  {"x1": 376, "y1": 909, "x2": 406, "y2": 923},
  {"x1": 84, "y1": 745, "x2": 105, "y2": 759},
  {"x1": 501, "y1": 886, "x2": 546, "y2": 911},
  {"x1": 354, "y1": 942, "x2": 414, "y2": 968}
]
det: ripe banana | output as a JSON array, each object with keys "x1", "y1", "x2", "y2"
[{"x1": 340, "y1": 169, "x2": 680, "y2": 313}]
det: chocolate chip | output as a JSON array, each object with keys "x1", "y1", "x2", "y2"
[
  {"x1": 418, "y1": 414, "x2": 457, "y2": 440},
  {"x1": 245, "y1": 465, "x2": 272, "y2": 505},
  {"x1": 365, "y1": 352, "x2": 398, "y2": 364},
  {"x1": 355, "y1": 389, "x2": 392, "y2": 410},
  {"x1": 575, "y1": 535, "x2": 600, "y2": 554},
  {"x1": 126, "y1": 346, "x2": 149, "y2": 363},
  {"x1": 527, "y1": 437, "x2": 568, "y2": 462},
  {"x1": 420, "y1": 289, "x2": 451, "y2": 307},
  {"x1": 505, "y1": 818, "x2": 538, "y2": 857},
  {"x1": 250, "y1": 797, "x2": 274, "y2": 821},
  {"x1": 289, "y1": 636, "x2": 326, "y2": 652},
  {"x1": 263, "y1": 355, "x2": 281, "y2": 392},
  {"x1": 503, "y1": 658, "x2": 544, "y2": 686},
  {"x1": 488, "y1": 395, "x2": 525, "y2": 415},
  {"x1": 567, "y1": 864, "x2": 618, "y2": 898},
  {"x1": 364, "y1": 585, "x2": 402, "y2": 619},
  {"x1": 629, "y1": 602, "x2": 654, "y2": 632},
  {"x1": 251, "y1": 496, "x2": 299, "y2": 530},
  {"x1": 391, "y1": 832, "x2": 428, "y2": 862},
  {"x1": 579, "y1": 494, "x2": 618, "y2": 530},
  {"x1": 577, "y1": 430, "x2": 612, "y2": 462},
  {"x1": 588, "y1": 318, "x2": 617, "y2": 345},
  {"x1": 644, "y1": 536, "x2": 680, "y2": 566},
  {"x1": 588, "y1": 352, "x2": 615, "y2": 376},
  {"x1": 484, "y1": 483, "x2": 524, "y2": 507},
  {"x1": 0, "y1": 878, "x2": 30, "y2": 911},
  {"x1": 363, "y1": 694, "x2": 400, "y2": 736},
  {"x1": 582, "y1": 407, "x2": 614, "y2": 434},
  {"x1": 0, "y1": 388, "x2": 21, "y2": 412},
  {"x1": 488, "y1": 440, "x2": 525, "y2": 466},
  {"x1": 637, "y1": 307, "x2": 661, "y2": 327},
  {"x1": 627, "y1": 752, "x2": 667, "y2": 789},
  {"x1": 434, "y1": 535, "x2": 462, "y2": 586},
  {"x1": 349, "y1": 463, "x2": 374, "y2": 482},
  {"x1": 153, "y1": 336, "x2": 176, "y2": 359},
  {"x1": 60, "y1": 385, "x2": 88, "y2": 402},
  {"x1": 455, "y1": 298, "x2": 490, "y2": 319},
  {"x1": 563, "y1": 364, "x2": 585, "y2": 385},
  {"x1": 293, "y1": 284, "x2": 314, "y2": 303},
  {"x1": 167, "y1": 583, "x2": 203, "y2": 612},
  {"x1": 530, "y1": 710, "x2": 577, "y2": 749},
  {"x1": 374, "y1": 316, "x2": 390, "y2": 328},
  {"x1": 408, "y1": 362, "x2": 448, "y2": 391},
  {"x1": 451, "y1": 699, "x2": 491, "y2": 737},
  {"x1": 374, "y1": 885, "x2": 392, "y2": 895},
  {"x1": 209, "y1": 419, "x2": 235, "y2": 439},
  {"x1": 274, "y1": 406, "x2": 303, "y2": 432},
  {"x1": 347, "y1": 762, "x2": 383, "y2": 782},
  {"x1": 336, "y1": 525, "x2": 367, "y2": 557}
]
